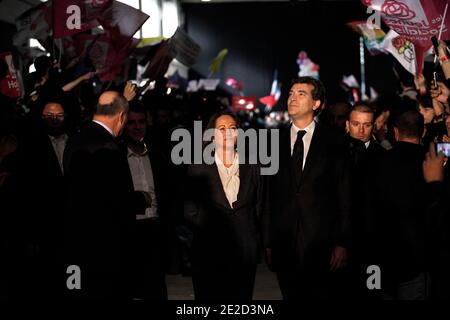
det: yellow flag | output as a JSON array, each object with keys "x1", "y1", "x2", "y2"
[
  {"x1": 209, "y1": 48, "x2": 228, "y2": 74},
  {"x1": 137, "y1": 37, "x2": 167, "y2": 48}
]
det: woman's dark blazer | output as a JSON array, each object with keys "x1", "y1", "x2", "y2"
[{"x1": 184, "y1": 162, "x2": 263, "y2": 271}]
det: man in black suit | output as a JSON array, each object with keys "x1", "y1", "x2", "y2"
[
  {"x1": 63, "y1": 91, "x2": 150, "y2": 299},
  {"x1": 345, "y1": 104, "x2": 385, "y2": 297},
  {"x1": 122, "y1": 102, "x2": 169, "y2": 300},
  {"x1": 346, "y1": 104, "x2": 386, "y2": 160},
  {"x1": 371, "y1": 109, "x2": 430, "y2": 300},
  {"x1": 10, "y1": 98, "x2": 69, "y2": 298},
  {"x1": 264, "y1": 77, "x2": 352, "y2": 300}
]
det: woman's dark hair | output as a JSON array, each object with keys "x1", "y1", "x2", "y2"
[
  {"x1": 205, "y1": 110, "x2": 240, "y2": 132},
  {"x1": 203, "y1": 110, "x2": 240, "y2": 148}
]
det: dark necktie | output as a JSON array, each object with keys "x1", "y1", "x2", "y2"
[{"x1": 292, "y1": 130, "x2": 307, "y2": 186}]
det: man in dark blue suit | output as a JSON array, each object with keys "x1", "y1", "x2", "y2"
[{"x1": 264, "y1": 77, "x2": 352, "y2": 300}]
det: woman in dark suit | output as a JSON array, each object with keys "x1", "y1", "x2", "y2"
[{"x1": 184, "y1": 110, "x2": 263, "y2": 301}]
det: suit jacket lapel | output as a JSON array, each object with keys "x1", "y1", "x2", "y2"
[{"x1": 45, "y1": 135, "x2": 64, "y2": 177}]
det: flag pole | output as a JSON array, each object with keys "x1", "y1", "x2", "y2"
[
  {"x1": 51, "y1": 0, "x2": 55, "y2": 60},
  {"x1": 438, "y1": 1, "x2": 449, "y2": 40},
  {"x1": 434, "y1": 1, "x2": 449, "y2": 63},
  {"x1": 359, "y1": 36, "x2": 367, "y2": 99}
]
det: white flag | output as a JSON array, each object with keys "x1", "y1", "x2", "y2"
[{"x1": 381, "y1": 30, "x2": 416, "y2": 75}]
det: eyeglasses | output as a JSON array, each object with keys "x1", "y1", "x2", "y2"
[{"x1": 42, "y1": 113, "x2": 65, "y2": 119}]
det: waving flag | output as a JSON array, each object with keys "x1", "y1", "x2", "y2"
[
  {"x1": 347, "y1": 20, "x2": 387, "y2": 55},
  {"x1": 209, "y1": 48, "x2": 228, "y2": 75},
  {"x1": 362, "y1": 0, "x2": 450, "y2": 73},
  {"x1": 98, "y1": 0, "x2": 149, "y2": 49},
  {"x1": 259, "y1": 69, "x2": 281, "y2": 108},
  {"x1": 104, "y1": 37, "x2": 140, "y2": 82},
  {"x1": 75, "y1": 32, "x2": 139, "y2": 82},
  {"x1": 362, "y1": 0, "x2": 450, "y2": 47},
  {"x1": 169, "y1": 27, "x2": 201, "y2": 67},
  {"x1": 296, "y1": 51, "x2": 320, "y2": 79},
  {"x1": 0, "y1": 52, "x2": 22, "y2": 98},
  {"x1": 381, "y1": 30, "x2": 417, "y2": 75}
]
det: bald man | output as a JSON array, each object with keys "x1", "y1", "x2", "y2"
[{"x1": 63, "y1": 91, "x2": 150, "y2": 299}]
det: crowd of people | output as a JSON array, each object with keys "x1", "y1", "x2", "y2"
[{"x1": 0, "y1": 38, "x2": 449, "y2": 300}]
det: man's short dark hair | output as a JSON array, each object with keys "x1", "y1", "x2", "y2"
[
  {"x1": 394, "y1": 109, "x2": 424, "y2": 139},
  {"x1": 95, "y1": 94, "x2": 129, "y2": 116},
  {"x1": 128, "y1": 101, "x2": 147, "y2": 117},
  {"x1": 291, "y1": 76, "x2": 326, "y2": 109}
]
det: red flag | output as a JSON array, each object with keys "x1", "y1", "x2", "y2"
[
  {"x1": 73, "y1": 32, "x2": 138, "y2": 82},
  {"x1": 101, "y1": 37, "x2": 140, "y2": 82},
  {"x1": 98, "y1": 1, "x2": 149, "y2": 49},
  {"x1": 53, "y1": 0, "x2": 112, "y2": 38},
  {"x1": 362, "y1": 0, "x2": 450, "y2": 73},
  {"x1": 414, "y1": 45, "x2": 428, "y2": 75},
  {"x1": 364, "y1": 0, "x2": 450, "y2": 47},
  {"x1": 259, "y1": 70, "x2": 281, "y2": 108},
  {"x1": 0, "y1": 52, "x2": 22, "y2": 98},
  {"x1": 259, "y1": 95, "x2": 277, "y2": 108}
]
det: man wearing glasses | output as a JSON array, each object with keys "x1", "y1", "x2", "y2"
[
  {"x1": 41, "y1": 101, "x2": 68, "y2": 174},
  {"x1": 11, "y1": 98, "x2": 69, "y2": 298}
]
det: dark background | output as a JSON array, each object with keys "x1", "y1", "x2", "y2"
[
  {"x1": 0, "y1": 1, "x2": 403, "y2": 109},
  {"x1": 183, "y1": 1, "x2": 400, "y2": 109}
]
